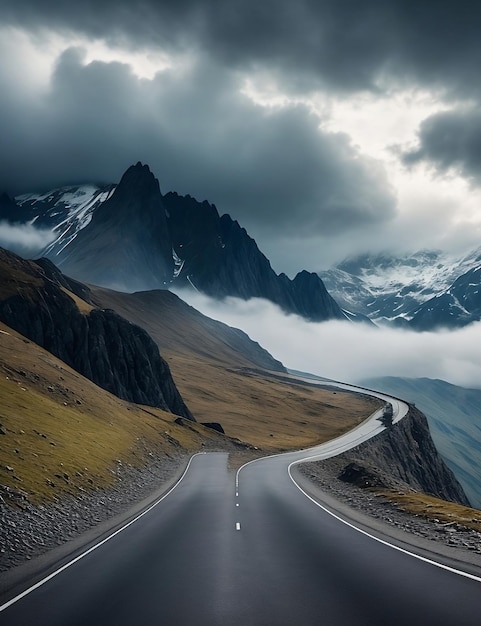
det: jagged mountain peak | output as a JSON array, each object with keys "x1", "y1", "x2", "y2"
[
  {"x1": 116, "y1": 161, "x2": 161, "y2": 197},
  {"x1": 2, "y1": 163, "x2": 348, "y2": 323}
]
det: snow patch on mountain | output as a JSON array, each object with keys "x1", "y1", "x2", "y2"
[
  {"x1": 319, "y1": 248, "x2": 481, "y2": 324},
  {"x1": 17, "y1": 184, "x2": 116, "y2": 259}
]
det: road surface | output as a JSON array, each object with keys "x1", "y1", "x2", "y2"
[{"x1": 2, "y1": 389, "x2": 481, "y2": 624}]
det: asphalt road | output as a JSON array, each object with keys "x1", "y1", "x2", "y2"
[{"x1": 3, "y1": 448, "x2": 481, "y2": 626}]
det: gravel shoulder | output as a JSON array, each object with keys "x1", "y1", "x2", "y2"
[
  {"x1": 4, "y1": 448, "x2": 481, "y2": 604},
  {"x1": 295, "y1": 458, "x2": 481, "y2": 579},
  {"x1": 0, "y1": 451, "x2": 190, "y2": 600}
]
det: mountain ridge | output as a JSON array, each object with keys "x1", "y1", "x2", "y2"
[
  {"x1": 319, "y1": 248, "x2": 481, "y2": 329},
  {"x1": 4, "y1": 162, "x2": 347, "y2": 324}
]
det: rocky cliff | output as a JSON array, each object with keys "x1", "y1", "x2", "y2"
[
  {"x1": 48, "y1": 163, "x2": 175, "y2": 292},
  {"x1": 0, "y1": 247, "x2": 193, "y2": 418},
  {"x1": 323, "y1": 406, "x2": 470, "y2": 506},
  {"x1": 6, "y1": 163, "x2": 347, "y2": 323},
  {"x1": 165, "y1": 191, "x2": 346, "y2": 322}
]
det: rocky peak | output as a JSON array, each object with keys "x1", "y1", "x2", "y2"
[
  {"x1": 289, "y1": 270, "x2": 346, "y2": 321},
  {"x1": 116, "y1": 161, "x2": 162, "y2": 201},
  {"x1": 0, "y1": 247, "x2": 193, "y2": 418}
]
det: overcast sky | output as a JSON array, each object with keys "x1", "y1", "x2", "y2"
[{"x1": 2, "y1": 1, "x2": 481, "y2": 274}]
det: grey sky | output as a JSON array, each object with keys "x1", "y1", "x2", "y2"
[{"x1": 1, "y1": 1, "x2": 481, "y2": 272}]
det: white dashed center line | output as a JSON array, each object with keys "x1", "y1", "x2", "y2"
[{"x1": 236, "y1": 522, "x2": 241, "y2": 531}]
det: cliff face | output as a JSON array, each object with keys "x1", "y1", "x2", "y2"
[
  {"x1": 0, "y1": 248, "x2": 193, "y2": 419},
  {"x1": 333, "y1": 406, "x2": 470, "y2": 506},
  {"x1": 165, "y1": 192, "x2": 346, "y2": 322},
  {"x1": 51, "y1": 163, "x2": 175, "y2": 292},
  {"x1": 6, "y1": 166, "x2": 347, "y2": 323}
]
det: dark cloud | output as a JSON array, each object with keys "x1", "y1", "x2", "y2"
[
  {"x1": 0, "y1": 48, "x2": 396, "y2": 239},
  {"x1": 403, "y1": 107, "x2": 481, "y2": 184},
  {"x1": 2, "y1": 1, "x2": 481, "y2": 95}
]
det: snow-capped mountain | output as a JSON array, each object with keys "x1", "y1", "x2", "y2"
[
  {"x1": 3, "y1": 163, "x2": 347, "y2": 323},
  {"x1": 319, "y1": 249, "x2": 481, "y2": 328}
]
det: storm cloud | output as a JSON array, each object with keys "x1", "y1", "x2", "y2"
[
  {"x1": 403, "y1": 107, "x2": 481, "y2": 185},
  {"x1": 2, "y1": 1, "x2": 481, "y2": 272},
  {"x1": 2, "y1": 0, "x2": 481, "y2": 96},
  {"x1": 0, "y1": 46, "x2": 396, "y2": 240}
]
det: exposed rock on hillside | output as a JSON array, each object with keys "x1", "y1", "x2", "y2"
[
  {"x1": 91, "y1": 286, "x2": 286, "y2": 373},
  {"x1": 6, "y1": 163, "x2": 347, "y2": 323},
  {"x1": 0, "y1": 247, "x2": 193, "y2": 418},
  {"x1": 311, "y1": 406, "x2": 470, "y2": 506}
]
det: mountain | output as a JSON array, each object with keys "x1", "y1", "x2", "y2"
[
  {"x1": 0, "y1": 243, "x2": 372, "y2": 452},
  {"x1": 319, "y1": 248, "x2": 481, "y2": 329},
  {"x1": 43, "y1": 163, "x2": 174, "y2": 292},
  {"x1": 0, "y1": 247, "x2": 193, "y2": 418},
  {"x1": 361, "y1": 376, "x2": 481, "y2": 509},
  {"x1": 409, "y1": 266, "x2": 481, "y2": 330},
  {"x1": 5, "y1": 162, "x2": 346, "y2": 323}
]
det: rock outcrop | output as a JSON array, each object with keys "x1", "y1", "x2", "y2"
[
  {"x1": 0, "y1": 247, "x2": 193, "y2": 418},
  {"x1": 328, "y1": 406, "x2": 470, "y2": 506},
  {"x1": 6, "y1": 163, "x2": 347, "y2": 323}
]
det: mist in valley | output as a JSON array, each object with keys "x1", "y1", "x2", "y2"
[{"x1": 176, "y1": 290, "x2": 481, "y2": 391}]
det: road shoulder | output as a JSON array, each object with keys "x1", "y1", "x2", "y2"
[{"x1": 292, "y1": 462, "x2": 481, "y2": 581}]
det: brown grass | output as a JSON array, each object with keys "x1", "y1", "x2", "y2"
[
  {"x1": 0, "y1": 280, "x2": 382, "y2": 506},
  {"x1": 92, "y1": 286, "x2": 382, "y2": 451},
  {"x1": 168, "y1": 357, "x2": 381, "y2": 451},
  {"x1": 0, "y1": 322, "x2": 223, "y2": 505},
  {"x1": 60, "y1": 286, "x2": 94, "y2": 314},
  {"x1": 379, "y1": 490, "x2": 481, "y2": 532}
]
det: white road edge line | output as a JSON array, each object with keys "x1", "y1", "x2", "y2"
[
  {"x1": 234, "y1": 374, "x2": 481, "y2": 585},
  {"x1": 287, "y1": 459, "x2": 481, "y2": 584},
  {"x1": 0, "y1": 453, "x2": 203, "y2": 613}
]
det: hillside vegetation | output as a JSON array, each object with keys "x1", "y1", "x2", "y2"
[
  {"x1": 0, "y1": 322, "x2": 222, "y2": 505},
  {"x1": 0, "y1": 247, "x2": 381, "y2": 506},
  {"x1": 92, "y1": 287, "x2": 381, "y2": 450}
]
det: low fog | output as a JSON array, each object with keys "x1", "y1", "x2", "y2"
[
  {"x1": 0, "y1": 221, "x2": 54, "y2": 258},
  {"x1": 176, "y1": 290, "x2": 481, "y2": 390}
]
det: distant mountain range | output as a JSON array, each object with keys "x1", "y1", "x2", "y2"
[
  {"x1": 2, "y1": 162, "x2": 481, "y2": 330},
  {"x1": 361, "y1": 376, "x2": 481, "y2": 508},
  {"x1": 319, "y1": 249, "x2": 481, "y2": 329},
  {"x1": 0, "y1": 163, "x2": 348, "y2": 324}
]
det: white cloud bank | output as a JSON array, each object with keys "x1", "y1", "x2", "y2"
[
  {"x1": 0, "y1": 221, "x2": 54, "y2": 258},
  {"x1": 176, "y1": 290, "x2": 481, "y2": 390}
]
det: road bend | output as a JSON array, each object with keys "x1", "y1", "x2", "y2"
[{"x1": 2, "y1": 449, "x2": 481, "y2": 625}]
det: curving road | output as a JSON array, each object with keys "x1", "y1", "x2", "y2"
[{"x1": 2, "y1": 386, "x2": 481, "y2": 624}]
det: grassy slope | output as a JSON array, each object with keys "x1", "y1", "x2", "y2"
[
  {"x1": 0, "y1": 251, "x2": 380, "y2": 507},
  {"x1": 0, "y1": 321, "x2": 224, "y2": 505},
  {"x1": 92, "y1": 287, "x2": 381, "y2": 451}
]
